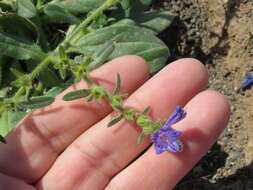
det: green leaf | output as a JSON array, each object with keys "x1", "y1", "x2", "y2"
[
  {"x1": 44, "y1": 4, "x2": 81, "y2": 24},
  {"x1": 107, "y1": 114, "x2": 123, "y2": 127},
  {"x1": 0, "y1": 111, "x2": 27, "y2": 138},
  {"x1": 0, "y1": 14, "x2": 39, "y2": 43},
  {"x1": 50, "y1": 0, "x2": 105, "y2": 14},
  {"x1": 87, "y1": 40, "x2": 115, "y2": 71},
  {"x1": 44, "y1": 87, "x2": 64, "y2": 98},
  {"x1": 68, "y1": 25, "x2": 169, "y2": 73},
  {"x1": 17, "y1": 0, "x2": 37, "y2": 18},
  {"x1": 112, "y1": 73, "x2": 121, "y2": 95},
  {"x1": 113, "y1": 0, "x2": 153, "y2": 19},
  {"x1": 18, "y1": 96, "x2": 55, "y2": 109},
  {"x1": 0, "y1": 32, "x2": 45, "y2": 60},
  {"x1": 8, "y1": 111, "x2": 27, "y2": 130},
  {"x1": 142, "y1": 106, "x2": 150, "y2": 115},
  {"x1": 134, "y1": 11, "x2": 174, "y2": 34},
  {"x1": 63, "y1": 89, "x2": 91, "y2": 101}
]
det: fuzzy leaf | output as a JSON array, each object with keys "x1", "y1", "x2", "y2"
[
  {"x1": 0, "y1": 111, "x2": 27, "y2": 138},
  {"x1": 45, "y1": 87, "x2": 65, "y2": 98},
  {"x1": 44, "y1": 4, "x2": 80, "y2": 24},
  {"x1": 18, "y1": 96, "x2": 55, "y2": 109},
  {"x1": 0, "y1": 32, "x2": 45, "y2": 60},
  {"x1": 0, "y1": 14, "x2": 38, "y2": 43},
  {"x1": 87, "y1": 41, "x2": 115, "y2": 71},
  {"x1": 63, "y1": 89, "x2": 91, "y2": 101},
  {"x1": 68, "y1": 25, "x2": 169, "y2": 73},
  {"x1": 107, "y1": 114, "x2": 123, "y2": 127},
  {"x1": 134, "y1": 11, "x2": 174, "y2": 34},
  {"x1": 17, "y1": 0, "x2": 37, "y2": 18},
  {"x1": 50, "y1": 0, "x2": 105, "y2": 14}
]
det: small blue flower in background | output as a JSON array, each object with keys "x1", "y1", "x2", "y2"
[
  {"x1": 241, "y1": 73, "x2": 253, "y2": 89},
  {"x1": 151, "y1": 106, "x2": 186, "y2": 154}
]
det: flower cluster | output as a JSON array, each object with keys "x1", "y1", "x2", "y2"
[{"x1": 151, "y1": 106, "x2": 186, "y2": 154}]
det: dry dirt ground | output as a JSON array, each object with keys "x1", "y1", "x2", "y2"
[{"x1": 153, "y1": 0, "x2": 253, "y2": 189}]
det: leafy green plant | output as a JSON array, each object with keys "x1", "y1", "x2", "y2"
[{"x1": 0, "y1": 0, "x2": 174, "y2": 143}]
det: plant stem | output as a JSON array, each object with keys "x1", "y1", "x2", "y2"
[
  {"x1": 63, "y1": 0, "x2": 120, "y2": 45},
  {"x1": 10, "y1": 55, "x2": 58, "y2": 102}
]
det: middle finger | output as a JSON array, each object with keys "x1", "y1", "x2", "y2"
[{"x1": 37, "y1": 58, "x2": 208, "y2": 190}]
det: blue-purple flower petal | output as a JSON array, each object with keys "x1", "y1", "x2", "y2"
[
  {"x1": 241, "y1": 73, "x2": 253, "y2": 89},
  {"x1": 165, "y1": 106, "x2": 186, "y2": 127},
  {"x1": 151, "y1": 106, "x2": 186, "y2": 154}
]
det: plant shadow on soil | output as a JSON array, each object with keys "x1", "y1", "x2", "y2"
[{"x1": 173, "y1": 143, "x2": 253, "y2": 190}]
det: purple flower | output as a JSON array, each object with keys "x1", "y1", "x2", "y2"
[
  {"x1": 241, "y1": 73, "x2": 253, "y2": 89},
  {"x1": 151, "y1": 106, "x2": 186, "y2": 154}
]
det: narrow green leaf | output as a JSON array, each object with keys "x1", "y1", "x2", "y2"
[
  {"x1": 0, "y1": 32, "x2": 45, "y2": 60},
  {"x1": 87, "y1": 41, "x2": 115, "y2": 71},
  {"x1": 107, "y1": 114, "x2": 123, "y2": 127},
  {"x1": 17, "y1": 0, "x2": 37, "y2": 18},
  {"x1": 142, "y1": 106, "x2": 150, "y2": 115},
  {"x1": 10, "y1": 68, "x2": 25, "y2": 78},
  {"x1": 44, "y1": 87, "x2": 64, "y2": 98},
  {"x1": 137, "y1": 132, "x2": 145, "y2": 143},
  {"x1": 18, "y1": 96, "x2": 55, "y2": 109},
  {"x1": 44, "y1": 4, "x2": 80, "y2": 24},
  {"x1": 112, "y1": 73, "x2": 121, "y2": 95},
  {"x1": 0, "y1": 135, "x2": 6, "y2": 144},
  {"x1": 63, "y1": 89, "x2": 91, "y2": 101}
]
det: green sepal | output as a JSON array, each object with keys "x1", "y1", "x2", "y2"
[
  {"x1": 17, "y1": 96, "x2": 55, "y2": 109},
  {"x1": 142, "y1": 124, "x2": 154, "y2": 135},
  {"x1": 0, "y1": 135, "x2": 6, "y2": 144},
  {"x1": 107, "y1": 114, "x2": 123, "y2": 127},
  {"x1": 112, "y1": 73, "x2": 121, "y2": 95},
  {"x1": 136, "y1": 114, "x2": 151, "y2": 126},
  {"x1": 110, "y1": 95, "x2": 123, "y2": 111},
  {"x1": 123, "y1": 109, "x2": 138, "y2": 120},
  {"x1": 63, "y1": 89, "x2": 91, "y2": 101},
  {"x1": 143, "y1": 121, "x2": 163, "y2": 135},
  {"x1": 90, "y1": 85, "x2": 108, "y2": 102},
  {"x1": 137, "y1": 132, "x2": 145, "y2": 144}
]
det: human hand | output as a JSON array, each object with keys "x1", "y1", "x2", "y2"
[{"x1": 0, "y1": 56, "x2": 230, "y2": 190}]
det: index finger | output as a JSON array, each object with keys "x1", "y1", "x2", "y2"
[{"x1": 0, "y1": 56, "x2": 149, "y2": 182}]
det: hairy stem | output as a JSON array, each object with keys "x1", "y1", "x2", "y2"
[{"x1": 63, "y1": 0, "x2": 120, "y2": 45}]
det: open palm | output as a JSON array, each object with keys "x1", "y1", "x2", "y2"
[{"x1": 0, "y1": 56, "x2": 230, "y2": 190}]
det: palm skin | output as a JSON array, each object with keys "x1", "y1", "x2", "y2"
[{"x1": 0, "y1": 56, "x2": 230, "y2": 190}]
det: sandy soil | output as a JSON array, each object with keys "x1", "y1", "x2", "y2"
[{"x1": 153, "y1": 0, "x2": 253, "y2": 189}]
